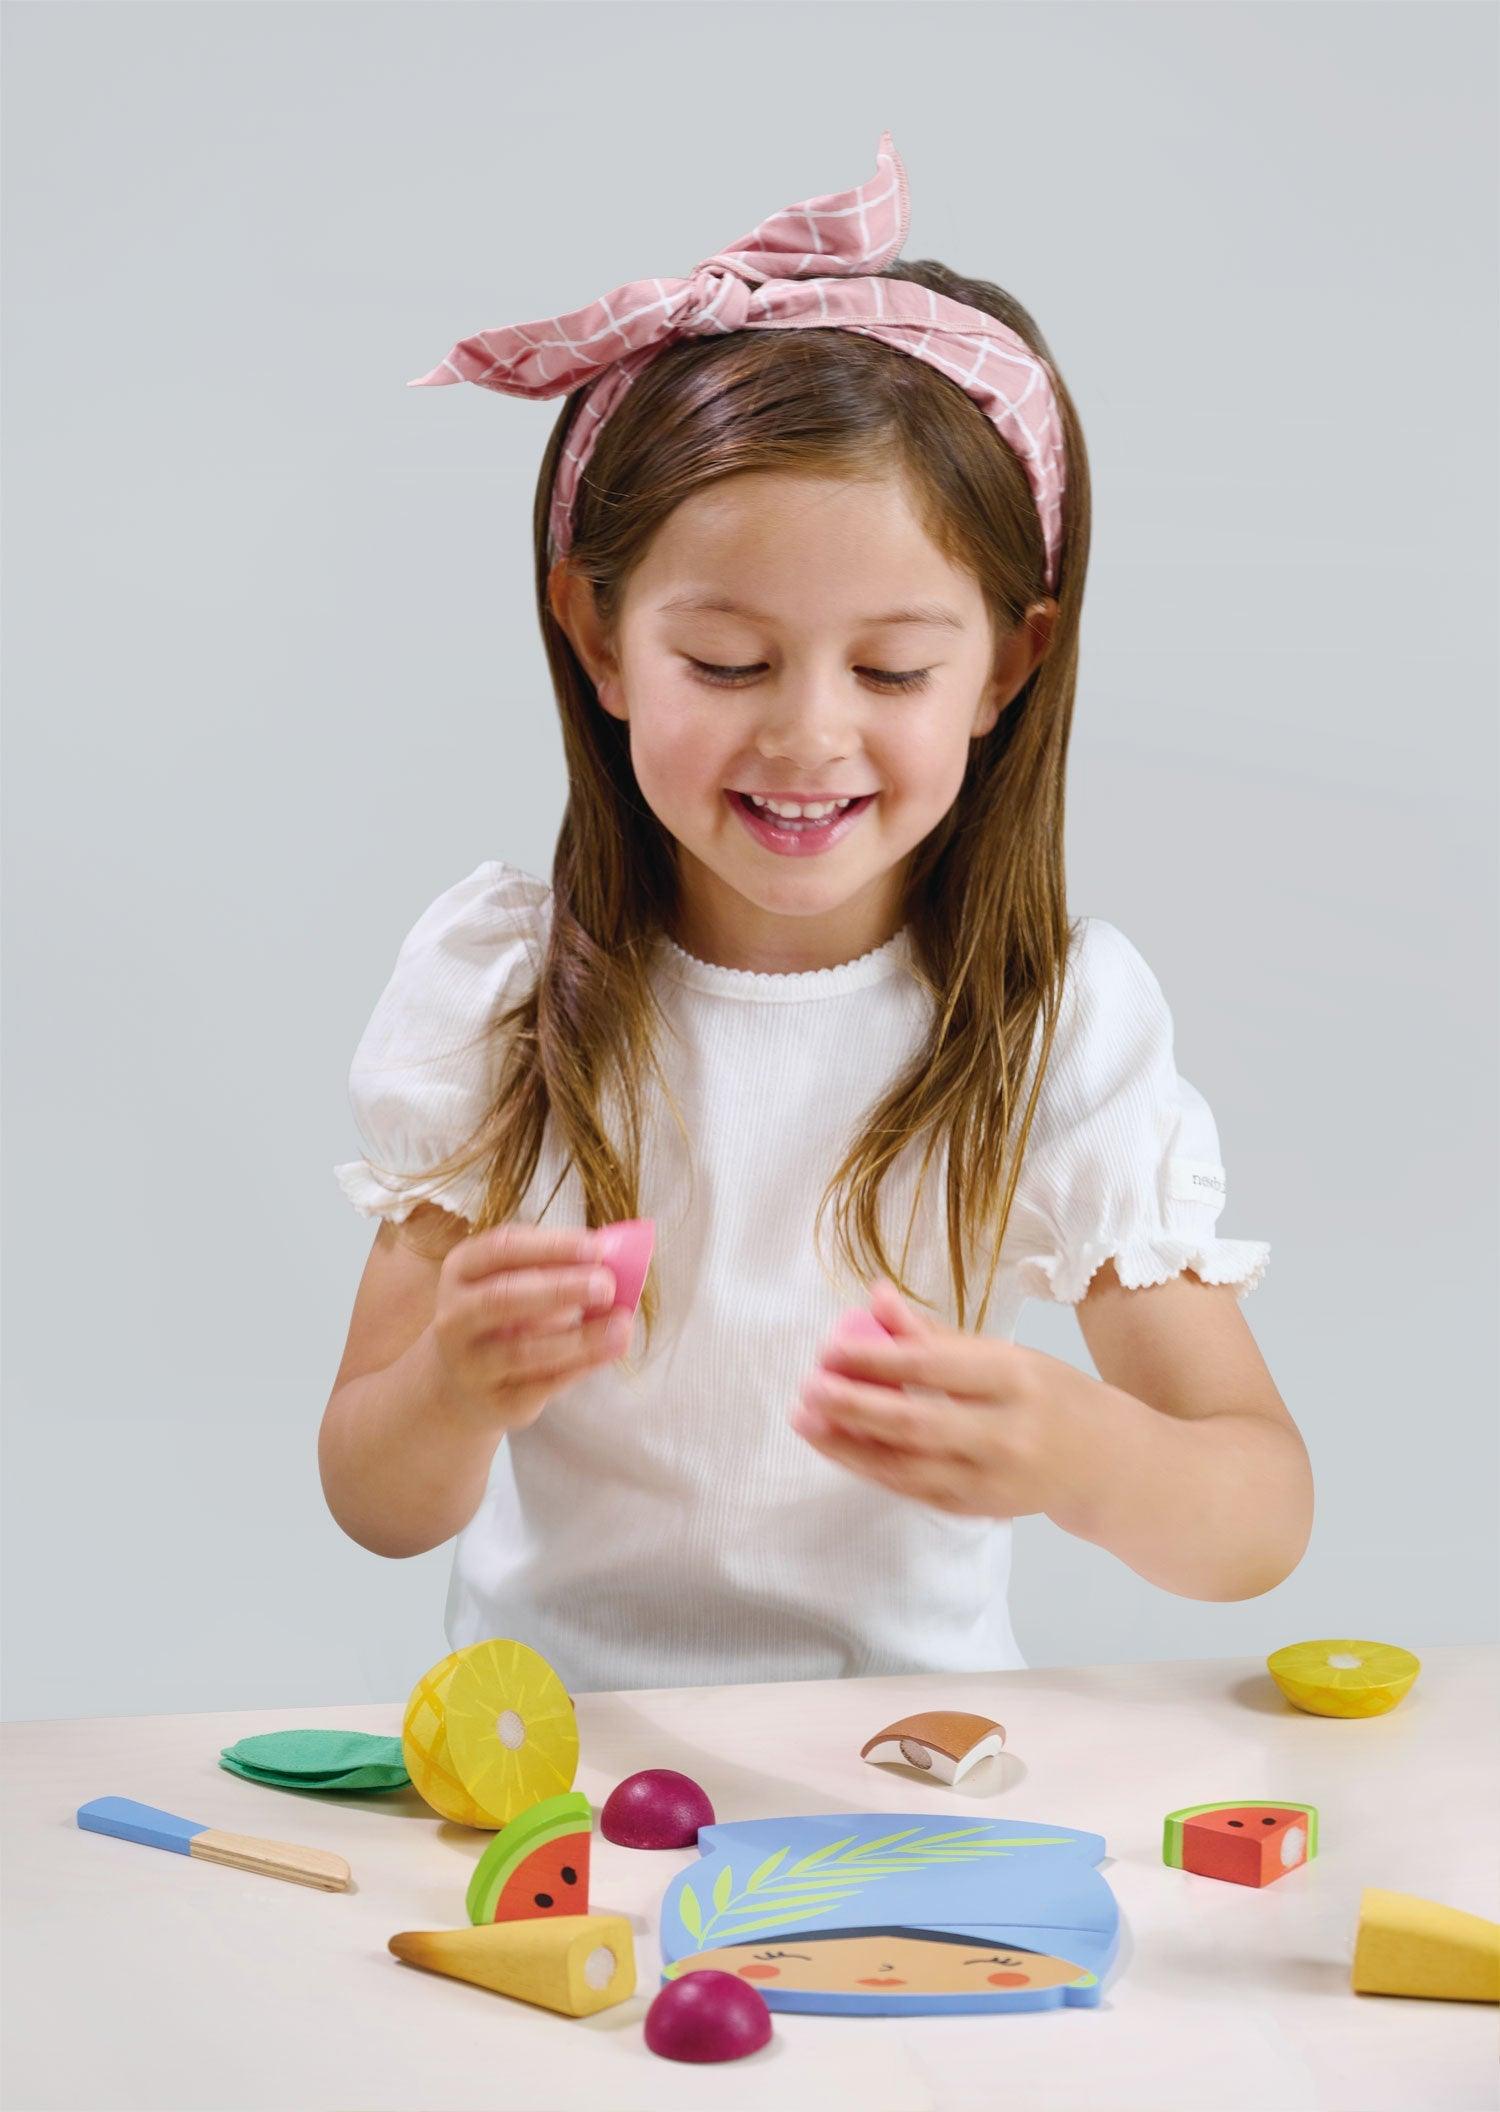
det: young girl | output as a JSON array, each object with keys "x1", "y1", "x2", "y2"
[{"x1": 319, "y1": 134, "x2": 1312, "y2": 1698}]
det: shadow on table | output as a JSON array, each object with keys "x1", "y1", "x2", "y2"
[{"x1": 1147, "y1": 1933, "x2": 1350, "y2": 1997}]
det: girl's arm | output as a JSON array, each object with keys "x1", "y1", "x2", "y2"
[
  {"x1": 1054, "y1": 1260, "x2": 1313, "y2": 1601},
  {"x1": 319, "y1": 1210, "x2": 504, "y2": 1558}
]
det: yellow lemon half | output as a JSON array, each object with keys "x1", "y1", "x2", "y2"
[{"x1": 1267, "y1": 1638, "x2": 1421, "y2": 1718}]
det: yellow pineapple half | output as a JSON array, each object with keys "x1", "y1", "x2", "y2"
[
  {"x1": 1267, "y1": 1638, "x2": 1420, "y2": 1718},
  {"x1": 402, "y1": 1639, "x2": 579, "y2": 1828},
  {"x1": 445, "y1": 1638, "x2": 579, "y2": 1826}
]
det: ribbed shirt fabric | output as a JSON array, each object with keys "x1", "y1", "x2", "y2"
[{"x1": 334, "y1": 861, "x2": 1269, "y2": 1696}]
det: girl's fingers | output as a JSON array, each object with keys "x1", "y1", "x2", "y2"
[
  {"x1": 472, "y1": 1306, "x2": 631, "y2": 1385},
  {"x1": 792, "y1": 1410, "x2": 975, "y2": 1511},
  {"x1": 471, "y1": 1261, "x2": 617, "y2": 1333},
  {"x1": 451, "y1": 1222, "x2": 601, "y2": 1282},
  {"x1": 798, "y1": 1371, "x2": 970, "y2": 1458}
]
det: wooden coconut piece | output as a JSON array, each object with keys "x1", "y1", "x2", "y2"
[{"x1": 860, "y1": 1708, "x2": 1006, "y2": 1785}]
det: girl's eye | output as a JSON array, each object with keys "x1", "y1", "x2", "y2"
[{"x1": 686, "y1": 658, "x2": 932, "y2": 693}]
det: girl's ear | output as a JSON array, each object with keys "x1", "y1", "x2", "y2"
[{"x1": 548, "y1": 560, "x2": 619, "y2": 696}]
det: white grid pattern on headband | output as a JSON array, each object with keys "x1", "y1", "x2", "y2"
[
  {"x1": 549, "y1": 296, "x2": 1064, "y2": 591},
  {"x1": 409, "y1": 133, "x2": 1063, "y2": 591}
]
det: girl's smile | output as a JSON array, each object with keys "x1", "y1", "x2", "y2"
[{"x1": 726, "y1": 787, "x2": 878, "y2": 857}]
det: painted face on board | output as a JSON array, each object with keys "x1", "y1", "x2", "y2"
[{"x1": 670, "y1": 1926, "x2": 1088, "y2": 1996}]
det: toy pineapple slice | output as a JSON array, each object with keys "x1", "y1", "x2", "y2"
[
  {"x1": 1266, "y1": 1639, "x2": 1420, "y2": 1718},
  {"x1": 1352, "y1": 1889, "x2": 1500, "y2": 2002},
  {"x1": 402, "y1": 1638, "x2": 579, "y2": 1828},
  {"x1": 389, "y1": 1913, "x2": 636, "y2": 2016},
  {"x1": 445, "y1": 1639, "x2": 579, "y2": 1825}
]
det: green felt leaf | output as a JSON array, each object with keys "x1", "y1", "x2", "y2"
[
  {"x1": 220, "y1": 1730, "x2": 405, "y2": 1778},
  {"x1": 218, "y1": 1754, "x2": 410, "y2": 1794}
]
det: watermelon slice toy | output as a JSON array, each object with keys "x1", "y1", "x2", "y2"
[
  {"x1": 467, "y1": 1791, "x2": 593, "y2": 1925},
  {"x1": 1163, "y1": 1801, "x2": 1318, "y2": 1888}
]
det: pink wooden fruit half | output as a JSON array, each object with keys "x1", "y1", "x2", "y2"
[
  {"x1": 590, "y1": 1219, "x2": 655, "y2": 1314},
  {"x1": 826, "y1": 1306, "x2": 895, "y2": 1350},
  {"x1": 819, "y1": 1305, "x2": 901, "y2": 1387}
]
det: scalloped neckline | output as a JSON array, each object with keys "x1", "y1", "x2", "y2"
[{"x1": 654, "y1": 925, "x2": 913, "y2": 1001}]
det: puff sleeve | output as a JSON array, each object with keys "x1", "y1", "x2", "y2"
[
  {"x1": 1006, "y1": 917, "x2": 1271, "y2": 1304},
  {"x1": 332, "y1": 860, "x2": 551, "y2": 1227}
]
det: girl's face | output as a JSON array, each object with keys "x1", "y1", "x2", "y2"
[
  {"x1": 550, "y1": 469, "x2": 1054, "y2": 975},
  {"x1": 672, "y1": 1930, "x2": 1087, "y2": 1997}
]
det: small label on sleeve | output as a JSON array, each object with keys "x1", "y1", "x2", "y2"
[{"x1": 1168, "y1": 1157, "x2": 1227, "y2": 1205}]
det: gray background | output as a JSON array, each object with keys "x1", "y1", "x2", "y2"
[{"x1": 4, "y1": 4, "x2": 1495, "y2": 1722}]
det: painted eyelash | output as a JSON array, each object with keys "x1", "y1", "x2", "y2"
[
  {"x1": 750, "y1": 1948, "x2": 811, "y2": 1960},
  {"x1": 687, "y1": 658, "x2": 933, "y2": 693}
]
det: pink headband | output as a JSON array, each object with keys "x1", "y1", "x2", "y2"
[{"x1": 408, "y1": 131, "x2": 1066, "y2": 595}]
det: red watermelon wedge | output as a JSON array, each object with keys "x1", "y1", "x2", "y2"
[{"x1": 466, "y1": 1790, "x2": 593, "y2": 1924}]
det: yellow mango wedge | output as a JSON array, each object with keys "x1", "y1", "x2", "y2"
[
  {"x1": 1352, "y1": 1889, "x2": 1500, "y2": 2002},
  {"x1": 389, "y1": 1912, "x2": 635, "y2": 2016}
]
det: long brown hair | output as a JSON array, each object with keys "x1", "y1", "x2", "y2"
[{"x1": 379, "y1": 259, "x2": 1092, "y2": 1354}]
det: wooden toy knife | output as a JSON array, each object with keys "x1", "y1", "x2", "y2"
[{"x1": 77, "y1": 1795, "x2": 351, "y2": 1891}]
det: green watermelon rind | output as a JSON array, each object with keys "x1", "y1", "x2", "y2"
[
  {"x1": 1162, "y1": 1800, "x2": 1319, "y2": 1867},
  {"x1": 465, "y1": 1791, "x2": 592, "y2": 1925}
]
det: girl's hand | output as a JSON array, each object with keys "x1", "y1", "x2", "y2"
[
  {"x1": 432, "y1": 1223, "x2": 633, "y2": 1433},
  {"x1": 789, "y1": 1277, "x2": 1092, "y2": 1520}
]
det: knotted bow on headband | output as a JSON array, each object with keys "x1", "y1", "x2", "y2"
[{"x1": 409, "y1": 131, "x2": 1066, "y2": 595}]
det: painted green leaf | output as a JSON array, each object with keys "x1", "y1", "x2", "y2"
[
  {"x1": 707, "y1": 1904, "x2": 848, "y2": 1941},
  {"x1": 717, "y1": 1891, "x2": 858, "y2": 1917},
  {"x1": 744, "y1": 1847, "x2": 789, "y2": 1893},
  {"x1": 845, "y1": 1828, "x2": 924, "y2": 1857},
  {"x1": 712, "y1": 1865, "x2": 734, "y2": 1914},
  {"x1": 756, "y1": 1883, "x2": 874, "y2": 1900},
  {"x1": 678, "y1": 1883, "x2": 702, "y2": 1941},
  {"x1": 781, "y1": 1834, "x2": 860, "y2": 1877}
]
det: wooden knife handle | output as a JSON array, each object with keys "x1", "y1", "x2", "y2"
[{"x1": 189, "y1": 1827, "x2": 351, "y2": 1890}]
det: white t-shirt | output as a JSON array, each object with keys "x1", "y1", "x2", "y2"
[{"x1": 334, "y1": 861, "x2": 1269, "y2": 1695}]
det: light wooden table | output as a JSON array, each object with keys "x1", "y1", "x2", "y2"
[{"x1": 3, "y1": 1647, "x2": 1497, "y2": 2111}]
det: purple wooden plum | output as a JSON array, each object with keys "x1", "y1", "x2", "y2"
[
  {"x1": 645, "y1": 1970, "x2": 773, "y2": 2063},
  {"x1": 599, "y1": 1767, "x2": 714, "y2": 1848}
]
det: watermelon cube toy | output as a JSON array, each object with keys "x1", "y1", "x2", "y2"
[
  {"x1": 1163, "y1": 1801, "x2": 1318, "y2": 1888},
  {"x1": 467, "y1": 1791, "x2": 593, "y2": 1925}
]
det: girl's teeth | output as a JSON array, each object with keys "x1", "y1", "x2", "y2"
[{"x1": 747, "y1": 795, "x2": 853, "y2": 821}]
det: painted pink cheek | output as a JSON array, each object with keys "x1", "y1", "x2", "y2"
[
  {"x1": 738, "y1": 1965, "x2": 780, "y2": 1980},
  {"x1": 987, "y1": 1970, "x2": 1030, "y2": 1986}
]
